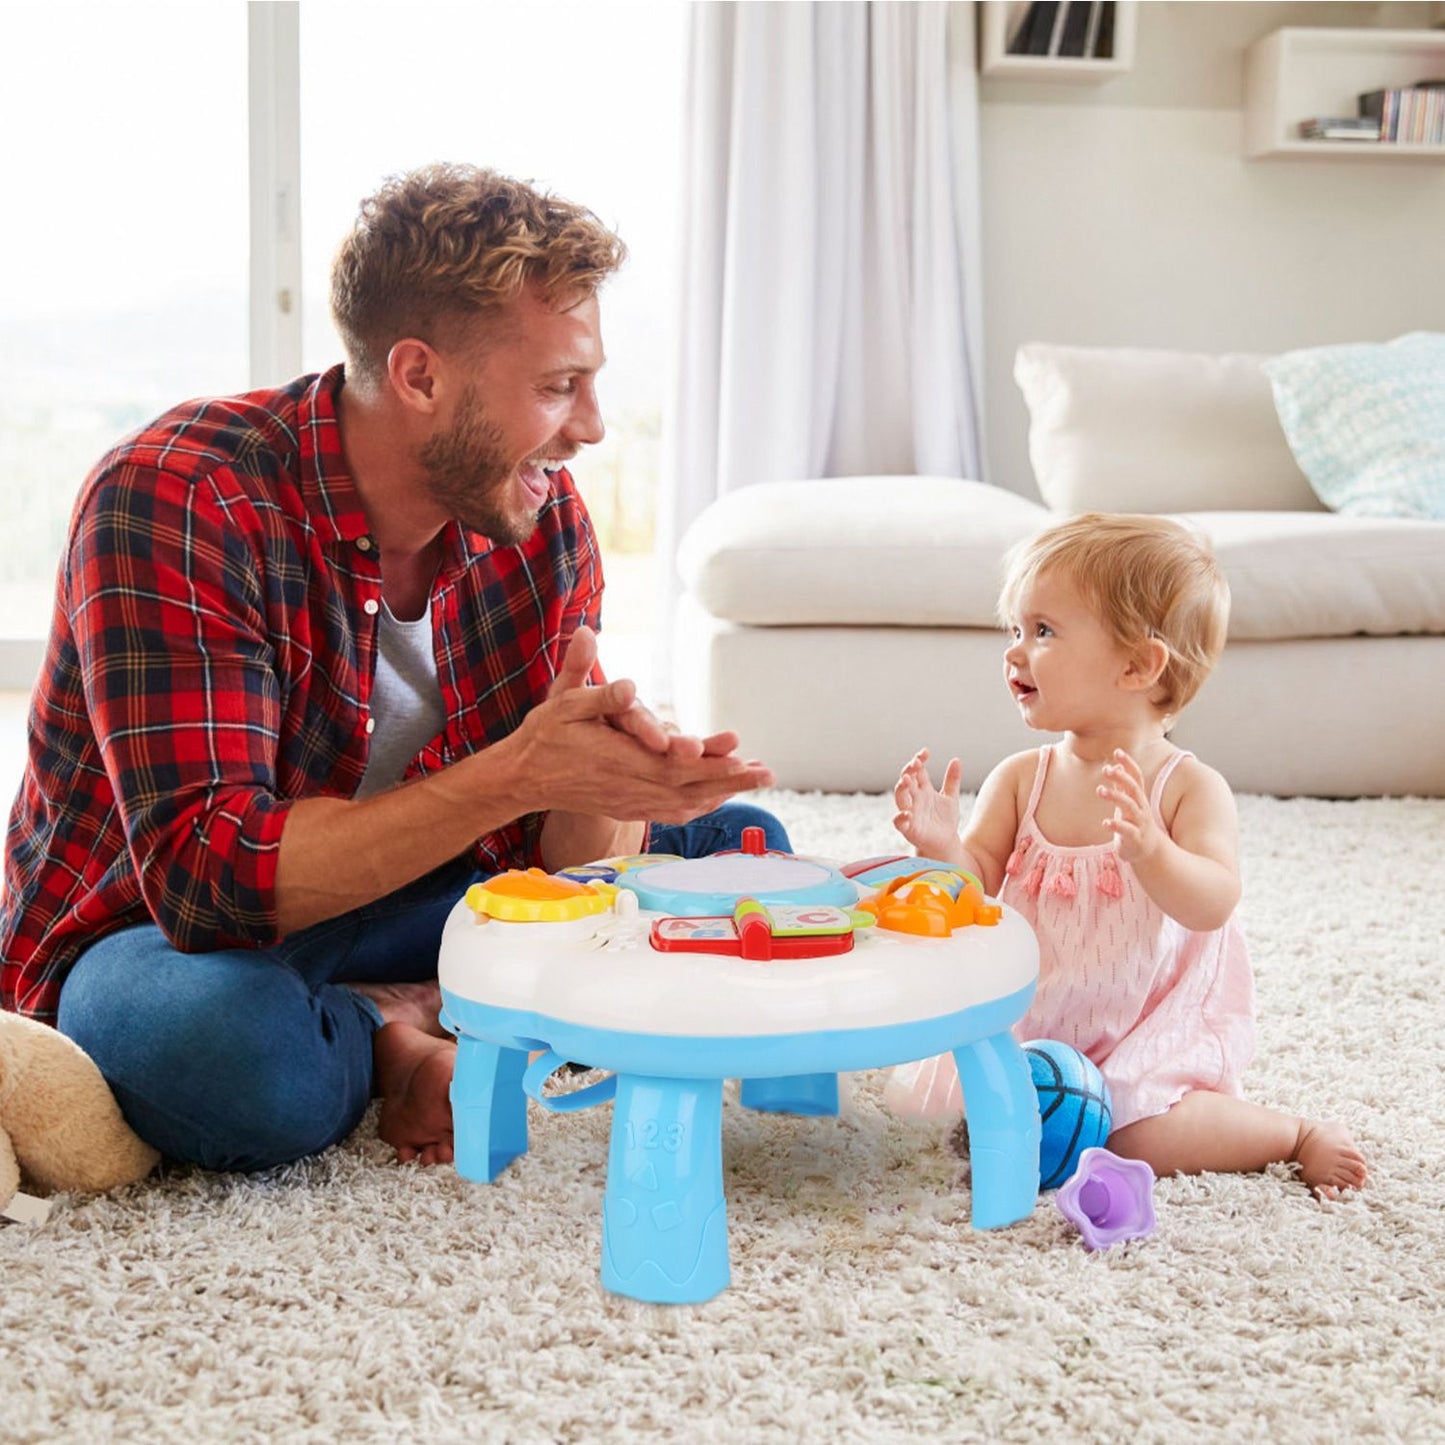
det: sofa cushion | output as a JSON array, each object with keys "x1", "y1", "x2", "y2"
[
  {"x1": 675, "y1": 477, "x2": 1050, "y2": 626},
  {"x1": 1014, "y1": 343, "x2": 1323, "y2": 515},
  {"x1": 677, "y1": 478, "x2": 1445, "y2": 641},
  {"x1": 1191, "y1": 512, "x2": 1445, "y2": 641},
  {"x1": 1263, "y1": 333, "x2": 1445, "y2": 521}
]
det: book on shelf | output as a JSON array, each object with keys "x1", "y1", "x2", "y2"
[
  {"x1": 1359, "y1": 82, "x2": 1445, "y2": 145},
  {"x1": 1058, "y1": 2, "x2": 1094, "y2": 58},
  {"x1": 1045, "y1": 0, "x2": 1073, "y2": 55},
  {"x1": 1298, "y1": 117, "x2": 1382, "y2": 142},
  {"x1": 1006, "y1": 1, "x2": 1044, "y2": 55},
  {"x1": 1002, "y1": 0, "x2": 1116, "y2": 63},
  {"x1": 1004, "y1": 2, "x2": 1034, "y2": 54},
  {"x1": 1094, "y1": 1, "x2": 1115, "y2": 60},
  {"x1": 1025, "y1": 2, "x2": 1061, "y2": 56}
]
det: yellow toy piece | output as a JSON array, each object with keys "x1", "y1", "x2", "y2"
[
  {"x1": 465, "y1": 869, "x2": 618, "y2": 923},
  {"x1": 857, "y1": 867, "x2": 1002, "y2": 937}
]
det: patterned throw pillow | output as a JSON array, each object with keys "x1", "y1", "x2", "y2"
[{"x1": 1262, "y1": 333, "x2": 1445, "y2": 520}]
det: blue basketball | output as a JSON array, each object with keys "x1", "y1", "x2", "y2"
[{"x1": 1024, "y1": 1039, "x2": 1113, "y2": 1190}]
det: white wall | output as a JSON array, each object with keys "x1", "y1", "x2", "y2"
[{"x1": 976, "y1": 1, "x2": 1445, "y2": 497}]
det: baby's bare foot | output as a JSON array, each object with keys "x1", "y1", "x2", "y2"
[
  {"x1": 374, "y1": 1022, "x2": 456, "y2": 1166},
  {"x1": 1293, "y1": 1119, "x2": 1369, "y2": 1199},
  {"x1": 350, "y1": 980, "x2": 450, "y2": 1038}
]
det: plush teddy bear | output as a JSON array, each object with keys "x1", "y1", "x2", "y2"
[{"x1": 0, "y1": 1012, "x2": 159, "y2": 1223}]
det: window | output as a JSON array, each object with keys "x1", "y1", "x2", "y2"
[
  {"x1": 0, "y1": 3, "x2": 249, "y2": 666},
  {"x1": 0, "y1": 1, "x2": 683, "y2": 697}
]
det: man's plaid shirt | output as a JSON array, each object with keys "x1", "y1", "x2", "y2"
[{"x1": 1, "y1": 367, "x2": 603, "y2": 1023}]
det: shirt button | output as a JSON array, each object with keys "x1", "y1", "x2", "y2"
[
  {"x1": 363, "y1": 598, "x2": 379, "y2": 615},
  {"x1": 365, "y1": 718, "x2": 376, "y2": 735},
  {"x1": 356, "y1": 536, "x2": 373, "y2": 552}
]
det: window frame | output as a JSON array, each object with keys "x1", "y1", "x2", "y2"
[{"x1": 247, "y1": 1, "x2": 304, "y2": 387}]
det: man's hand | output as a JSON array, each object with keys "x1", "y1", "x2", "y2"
[
  {"x1": 512, "y1": 625, "x2": 772, "y2": 824},
  {"x1": 275, "y1": 628, "x2": 770, "y2": 934},
  {"x1": 549, "y1": 625, "x2": 741, "y2": 761},
  {"x1": 892, "y1": 747, "x2": 963, "y2": 858}
]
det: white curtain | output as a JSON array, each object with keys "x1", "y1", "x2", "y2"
[{"x1": 656, "y1": 0, "x2": 985, "y2": 693}]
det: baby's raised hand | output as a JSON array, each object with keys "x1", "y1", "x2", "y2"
[
  {"x1": 892, "y1": 748, "x2": 963, "y2": 858},
  {"x1": 1098, "y1": 749, "x2": 1160, "y2": 863}
]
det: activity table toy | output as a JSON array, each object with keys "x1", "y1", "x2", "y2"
[{"x1": 438, "y1": 831, "x2": 1042, "y2": 1303}]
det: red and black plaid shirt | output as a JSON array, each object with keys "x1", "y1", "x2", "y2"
[{"x1": 1, "y1": 367, "x2": 603, "y2": 1023}]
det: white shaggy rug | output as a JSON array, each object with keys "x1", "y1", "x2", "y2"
[{"x1": 2, "y1": 790, "x2": 1443, "y2": 1443}]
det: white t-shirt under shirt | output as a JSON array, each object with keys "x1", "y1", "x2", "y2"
[{"x1": 355, "y1": 597, "x2": 448, "y2": 800}]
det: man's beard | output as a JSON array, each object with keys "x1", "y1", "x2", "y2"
[{"x1": 418, "y1": 385, "x2": 541, "y2": 546}]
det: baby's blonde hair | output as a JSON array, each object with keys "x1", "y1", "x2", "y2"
[{"x1": 998, "y1": 513, "x2": 1230, "y2": 716}]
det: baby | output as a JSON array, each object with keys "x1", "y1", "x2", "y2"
[{"x1": 891, "y1": 513, "x2": 1367, "y2": 1198}]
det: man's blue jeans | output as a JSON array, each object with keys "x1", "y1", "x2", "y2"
[{"x1": 57, "y1": 802, "x2": 790, "y2": 1173}]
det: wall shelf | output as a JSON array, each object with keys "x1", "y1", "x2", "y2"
[
  {"x1": 1244, "y1": 27, "x2": 1445, "y2": 161},
  {"x1": 979, "y1": 2, "x2": 1137, "y2": 83}
]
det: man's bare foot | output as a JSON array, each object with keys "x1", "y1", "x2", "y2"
[
  {"x1": 374, "y1": 1022, "x2": 456, "y2": 1166},
  {"x1": 1293, "y1": 1119, "x2": 1369, "y2": 1199},
  {"x1": 350, "y1": 980, "x2": 451, "y2": 1038}
]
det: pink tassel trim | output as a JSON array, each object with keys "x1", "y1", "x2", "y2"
[
  {"x1": 1048, "y1": 859, "x2": 1077, "y2": 900},
  {"x1": 1097, "y1": 855, "x2": 1124, "y2": 900},
  {"x1": 1004, "y1": 835, "x2": 1032, "y2": 877},
  {"x1": 1024, "y1": 858, "x2": 1047, "y2": 898}
]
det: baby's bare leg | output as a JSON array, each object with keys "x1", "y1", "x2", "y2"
[{"x1": 1108, "y1": 1090, "x2": 1368, "y2": 1198}]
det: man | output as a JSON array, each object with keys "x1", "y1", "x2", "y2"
[{"x1": 0, "y1": 163, "x2": 785, "y2": 1173}]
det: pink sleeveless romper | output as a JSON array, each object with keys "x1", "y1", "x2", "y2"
[{"x1": 885, "y1": 745, "x2": 1257, "y2": 1129}]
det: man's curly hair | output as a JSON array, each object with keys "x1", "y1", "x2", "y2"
[{"x1": 330, "y1": 162, "x2": 627, "y2": 385}]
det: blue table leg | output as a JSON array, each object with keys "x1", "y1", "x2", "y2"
[
  {"x1": 953, "y1": 1032, "x2": 1040, "y2": 1229},
  {"x1": 739, "y1": 1073, "x2": 839, "y2": 1117},
  {"x1": 451, "y1": 1036, "x2": 529, "y2": 1183},
  {"x1": 601, "y1": 1075, "x2": 729, "y2": 1304}
]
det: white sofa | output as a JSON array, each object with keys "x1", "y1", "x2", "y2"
[{"x1": 672, "y1": 345, "x2": 1445, "y2": 798}]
